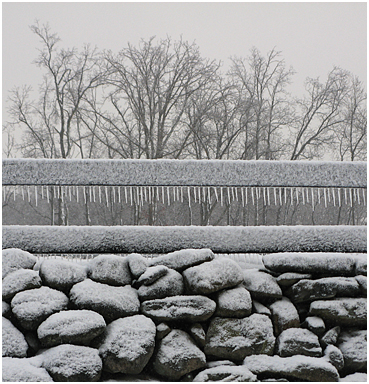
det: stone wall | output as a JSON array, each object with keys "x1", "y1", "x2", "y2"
[{"x1": 2, "y1": 248, "x2": 367, "y2": 382}]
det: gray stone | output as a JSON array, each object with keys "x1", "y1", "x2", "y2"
[
  {"x1": 88, "y1": 254, "x2": 131, "y2": 286},
  {"x1": 243, "y1": 354, "x2": 339, "y2": 382},
  {"x1": 141, "y1": 295, "x2": 216, "y2": 322},
  {"x1": 37, "y1": 309, "x2": 106, "y2": 347},
  {"x1": 2, "y1": 317, "x2": 28, "y2": 357},
  {"x1": 321, "y1": 326, "x2": 341, "y2": 348},
  {"x1": 269, "y1": 297, "x2": 300, "y2": 336},
  {"x1": 39, "y1": 259, "x2": 87, "y2": 292},
  {"x1": 189, "y1": 323, "x2": 206, "y2": 348},
  {"x1": 183, "y1": 258, "x2": 244, "y2": 295},
  {"x1": 2, "y1": 269, "x2": 42, "y2": 302},
  {"x1": 253, "y1": 300, "x2": 271, "y2": 316},
  {"x1": 69, "y1": 279, "x2": 140, "y2": 323},
  {"x1": 127, "y1": 253, "x2": 148, "y2": 278},
  {"x1": 205, "y1": 314, "x2": 275, "y2": 361},
  {"x1": 263, "y1": 253, "x2": 357, "y2": 276},
  {"x1": 340, "y1": 372, "x2": 367, "y2": 382},
  {"x1": 156, "y1": 322, "x2": 171, "y2": 340},
  {"x1": 324, "y1": 344, "x2": 344, "y2": 371},
  {"x1": 153, "y1": 329, "x2": 206, "y2": 380},
  {"x1": 215, "y1": 286, "x2": 252, "y2": 318},
  {"x1": 25, "y1": 332, "x2": 41, "y2": 353},
  {"x1": 337, "y1": 329, "x2": 367, "y2": 373},
  {"x1": 302, "y1": 316, "x2": 326, "y2": 336},
  {"x1": 137, "y1": 268, "x2": 184, "y2": 301},
  {"x1": 355, "y1": 275, "x2": 367, "y2": 296},
  {"x1": 2, "y1": 357, "x2": 53, "y2": 382},
  {"x1": 355, "y1": 254, "x2": 367, "y2": 275},
  {"x1": 136, "y1": 265, "x2": 169, "y2": 286},
  {"x1": 276, "y1": 272, "x2": 312, "y2": 287},
  {"x1": 149, "y1": 248, "x2": 214, "y2": 271},
  {"x1": 11, "y1": 287, "x2": 69, "y2": 330},
  {"x1": 243, "y1": 269, "x2": 282, "y2": 300},
  {"x1": 2, "y1": 248, "x2": 37, "y2": 279},
  {"x1": 97, "y1": 315, "x2": 156, "y2": 374},
  {"x1": 41, "y1": 344, "x2": 102, "y2": 381},
  {"x1": 2, "y1": 301, "x2": 11, "y2": 319},
  {"x1": 206, "y1": 360, "x2": 236, "y2": 368},
  {"x1": 193, "y1": 365, "x2": 257, "y2": 382},
  {"x1": 276, "y1": 328, "x2": 322, "y2": 357},
  {"x1": 289, "y1": 277, "x2": 360, "y2": 303},
  {"x1": 309, "y1": 298, "x2": 367, "y2": 327}
]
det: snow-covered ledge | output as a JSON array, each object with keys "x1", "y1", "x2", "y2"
[
  {"x1": 2, "y1": 159, "x2": 367, "y2": 188},
  {"x1": 2, "y1": 225, "x2": 366, "y2": 254}
]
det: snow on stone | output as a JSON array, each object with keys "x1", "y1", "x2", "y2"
[
  {"x1": 2, "y1": 317, "x2": 29, "y2": 358},
  {"x1": 2, "y1": 357, "x2": 53, "y2": 382},
  {"x1": 193, "y1": 365, "x2": 257, "y2": 382},
  {"x1": 2, "y1": 269, "x2": 42, "y2": 301},
  {"x1": 2, "y1": 248, "x2": 37, "y2": 278}
]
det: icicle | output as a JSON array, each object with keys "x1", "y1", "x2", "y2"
[
  {"x1": 57, "y1": 186, "x2": 60, "y2": 200},
  {"x1": 241, "y1": 188, "x2": 245, "y2": 207},
  {"x1": 231, "y1": 187, "x2": 235, "y2": 202},
  {"x1": 302, "y1": 188, "x2": 305, "y2": 205},
  {"x1": 161, "y1": 187, "x2": 164, "y2": 204},
  {"x1": 220, "y1": 187, "x2": 224, "y2": 206},
  {"x1": 187, "y1": 187, "x2": 191, "y2": 207},
  {"x1": 27, "y1": 186, "x2": 31, "y2": 202},
  {"x1": 251, "y1": 187, "x2": 255, "y2": 205},
  {"x1": 208, "y1": 187, "x2": 211, "y2": 204},
  {"x1": 338, "y1": 188, "x2": 341, "y2": 207},
  {"x1": 296, "y1": 188, "x2": 299, "y2": 205},
  {"x1": 181, "y1": 187, "x2": 184, "y2": 203},
  {"x1": 113, "y1": 187, "x2": 116, "y2": 204},
  {"x1": 357, "y1": 188, "x2": 360, "y2": 205},
  {"x1": 261, "y1": 187, "x2": 265, "y2": 205},
  {"x1": 46, "y1": 186, "x2": 49, "y2": 203},
  {"x1": 117, "y1": 187, "x2": 121, "y2": 203},
  {"x1": 273, "y1": 188, "x2": 277, "y2": 205},
  {"x1": 202, "y1": 187, "x2": 206, "y2": 203},
  {"x1": 140, "y1": 187, "x2": 144, "y2": 206},
  {"x1": 267, "y1": 187, "x2": 270, "y2": 205},
  {"x1": 245, "y1": 187, "x2": 248, "y2": 205},
  {"x1": 41, "y1": 186, "x2": 44, "y2": 200},
  {"x1": 317, "y1": 188, "x2": 321, "y2": 205},
  {"x1": 214, "y1": 187, "x2": 219, "y2": 202},
  {"x1": 129, "y1": 187, "x2": 133, "y2": 205},
  {"x1": 68, "y1": 186, "x2": 71, "y2": 202},
  {"x1": 332, "y1": 188, "x2": 336, "y2": 206},
  {"x1": 83, "y1": 186, "x2": 86, "y2": 204},
  {"x1": 98, "y1": 186, "x2": 101, "y2": 204},
  {"x1": 362, "y1": 189, "x2": 366, "y2": 205},
  {"x1": 327, "y1": 188, "x2": 331, "y2": 203},
  {"x1": 177, "y1": 187, "x2": 180, "y2": 202},
  {"x1": 75, "y1": 186, "x2": 79, "y2": 203},
  {"x1": 13, "y1": 186, "x2": 16, "y2": 201},
  {"x1": 197, "y1": 187, "x2": 201, "y2": 204},
  {"x1": 105, "y1": 186, "x2": 109, "y2": 207},
  {"x1": 349, "y1": 188, "x2": 353, "y2": 207},
  {"x1": 311, "y1": 188, "x2": 315, "y2": 211},
  {"x1": 144, "y1": 187, "x2": 148, "y2": 203},
  {"x1": 22, "y1": 186, "x2": 25, "y2": 201},
  {"x1": 34, "y1": 186, "x2": 38, "y2": 206},
  {"x1": 290, "y1": 188, "x2": 293, "y2": 205},
  {"x1": 324, "y1": 188, "x2": 327, "y2": 208},
  {"x1": 306, "y1": 188, "x2": 309, "y2": 203},
  {"x1": 344, "y1": 188, "x2": 348, "y2": 205},
  {"x1": 279, "y1": 187, "x2": 282, "y2": 205},
  {"x1": 167, "y1": 187, "x2": 171, "y2": 206},
  {"x1": 284, "y1": 187, "x2": 287, "y2": 205},
  {"x1": 150, "y1": 186, "x2": 154, "y2": 204},
  {"x1": 227, "y1": 187, "x2": 231, "y2": 205}
]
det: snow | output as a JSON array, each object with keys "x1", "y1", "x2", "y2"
[
  {"x1": 2, "y1": 357, "x2": 53, "y2": 382},
  {"x1": 3, "y1": 158, "x2": 366, "y2": 187},
  {"x1": 3, "y1": 225, "x2": 366, "y2": 254}
]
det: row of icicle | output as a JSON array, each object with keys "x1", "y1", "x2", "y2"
[{"x1": 3, "y1": 185, "x2": 366, "y2": 210}]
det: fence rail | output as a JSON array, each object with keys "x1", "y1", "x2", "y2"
[{"x1": 2, "y1": 159, "x2": 367, "y2": 188}]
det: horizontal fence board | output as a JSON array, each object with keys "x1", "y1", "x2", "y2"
[
  {"x1": 2, "y1": 159, "x2": 367, "y2": 188},
  {"x1": 2, "y1": 225, "x2": 366, "y2": 254}
]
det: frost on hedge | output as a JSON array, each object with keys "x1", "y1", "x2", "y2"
[{"x1": 3, "y1": 225, "x2": 366, "y2": 254}]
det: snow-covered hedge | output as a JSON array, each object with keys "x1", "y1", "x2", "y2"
[
  {"x1": 2, "y1": 225, "x2": 366, "y2": 254},
  {"x1": 3, "y1": 158, "x2": 367, "y2": 187},
  {"x1": 2, "y1": 248, "x2": 367, "y2": 382}
]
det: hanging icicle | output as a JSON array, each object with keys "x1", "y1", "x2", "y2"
[
  {"x1": 349, "y1": 188, "x2": 353, "y2": 207},
  {"x1": 187, "y1": 187, "x2": 191, "y2": 207},
  {"x1": 356, "y1": 188, "x2": 360, "y2": 205},
  {"x1": 290, "y1": 188, "x2": 293, "y2": 205},
  {"x1": 279, "y1": 187, "x2": 282, "y2": 206},
  {"x1": 284, "y1": 187, "x2": 287, "y2": 205},
  {"x1": 332, "y1": 188, "x2": 336, "y2": 206},
  {"x1": 105, "y1": 186, "x2": 109, "y2": 207},
  {"x1": 267, "y1": 187, "x2": 270, "y2": 205},
  {"x1": 273, "y1": 188, "x2": 277, "y2": 205},
  {"x1": 302, "y1": 188, "x2": 305, "y2": 205},
  {"x1": 202, "y1": 187, "x2": 206, "y2": 203},
  {"x1": 22, "y1": 186, "x2": 25, "y2": 201},
  {"x1": 311, "y1": 188, "x2": 315, "y2": 211},
  {"x1": 214, "y1": 187, "x2": 219, "y2": 203},
  {"x1": 220, "y1": 187, "x2": 223, "y2": 206},
  {"x1": 208, "y1": 187, "x2": 211, "y2": 205},
  {"x1": 27, "y1": 186, "x2": 31, "y2": 202},
  {"x1": 144, "y1": 187, "x2": 148, "y2": 203},
  {"x1": 251, "y1": 187, "x2": 255, "y2": 205},
  {"x1": 227, "y1": 187, "x2": 231, "y2": 205},
  {"x1": 46, "y1": 186, "x2": 49, "y2": 203},
  {"x1": 231, "y1": 187, "x2": 235, "y2": 202},
  {"x1": 167, "y1": 187, "x2": 171, "y2": 206},
  {"x1": 197, "y1": 187, "x2": 201, "y2": 204},
  {"x1": 181, "y1": 186, "x2": 184, "y2": 203},
  {"x1": 296, "y1": 188, "x2": 299, "y2": 205},
  {"x1": 34, "y1": 186, "x2": 38, "y2": 206},
  {"x1": 241, "y1": 188, "x2": 245, "y2": 207},
  {"x1": 323, "y1": 188, "x2": 327, "y2": 208},
  {"x1": 317, "y1": 188, "x2": 321, "y2": 205},
  {"x1": 337, "y1": 188, "x2": 341, "y2": 207},
  {"x1": 245, "y1": 187, "x2": 248, "y2": 205},
  {"x1": 362, "y1": 189, "x2": 366, "y2": 205},
  {"x1": 118, "y1": 186, "x2": 121, "y2": 203}
]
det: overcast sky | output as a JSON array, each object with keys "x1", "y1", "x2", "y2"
[{"x1": 2, "y1": 2, "x2": 367, "y2": 123}]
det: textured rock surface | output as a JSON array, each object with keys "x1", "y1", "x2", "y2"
[
  {"x1": 243, "y1": 269, "x2": 282, "y2": 299},
  {"x1": 41, "y1": 344, "x2": 102, "y2": 381},
  {"x1": 154, "y1": 329, "x2": 206, "y2": 380},
  {"x1": 289, "y1": 277, "x2": 360, "y2": 303},
  {"x1": 2, "y1": 301, "x2": 11, "y2": 319},
  {"x1": 88, "y1": 254, "x2": 131, "y2": 286},
  {"x1": 97, "y1": 315, "x2": 156, "y2": 374},
  {"x1": 324, "y1": 344, "x2": 344, "y2": 371},
  {"x1": 276, "y1": 328, "x2": 322, "y2": 357},
  {"x1": 309, "y1": 298, "x2": 367, "y2": 327},
  {"x1": 39, "y1": 259, "x2": 87, "y2": 292},
  {"x1": 137, "y1": 268, "x2": 184, "y2": 301},
  {"x1": 276, "y1": 272, "x2": 312, "y2": 287},
  {"x1": 136, "y1": 265, "x2": 169, "y2": 286},
  {"x1": 2, "y1": 317, "x2": 28, "y2": 357},
  {"x1": 263, "y1": 253, "x2": 357, "y2": 276},
  {"x1": 2, "y1": 269, "x2": 42, "y2": 302},
  {"x1": 127, "y1": 253, "x2": 148, "y2": 279},
  {"x1": 37, "y1": 309, "x2": 106, "y2": 347},
  {"x1": 69, "y1": 279, "x2": 139, "y2": 322},
  {"x1": 321, "y1": 326, "x2": 341, "y2": 347},
  {"x1": 205, "y1": 314, "x2": 275, "y2": 361},
  {"x1": 183, "y1": 258, "x2": 243, "y2": 294},
  {"x1": 214, "y1": 286, "x2": 252, "y2": 318},
  {"x1": 337, "y1": 329, "x2": 367, "y2": 373},
  {"x1": 355, "y1": 275, "x2": 367, "y2": 296},
  {"x1": 156, "y1": 322, "x2": 171, "y2": 340},
  {"x1": 354, "y1": 255, "x2": 367, "y2": 275},
  {"x1": 302, "y1": 316, "x2": 326, "y2": 336},
  {"x1": 149, "y1": 248, "x2": 214, "y2": 271},
  {"x1": 141, "y1": 295, "x2": 216, "y2": 322},
  {"x1": 253, "y1": 300, "x2": 271, "y2": 316},
  {"x1": 193, "y1": 365, "x2": 257, "y2": 382},
  {"x1": 340, "y1": 372, "x2": 367, "y2": 381},
  {"x1": 2, "y1": 357, "x2": 53, "y2": 382},
  {"x1": 269, "y1": 297, "x2": 300, "y2": 336},
  {"x1": 11, "y1": 286, "x2": 69, "y2": 330},
  {"x1": 243, "y1": 354, "x2": 340, "y2": 382},
  {"x1": 2, "y1": 248, "x2": 37, "y2": 279},
  {"x1": 189, "y1": 323, "x2": 206, "y2": 348}
]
